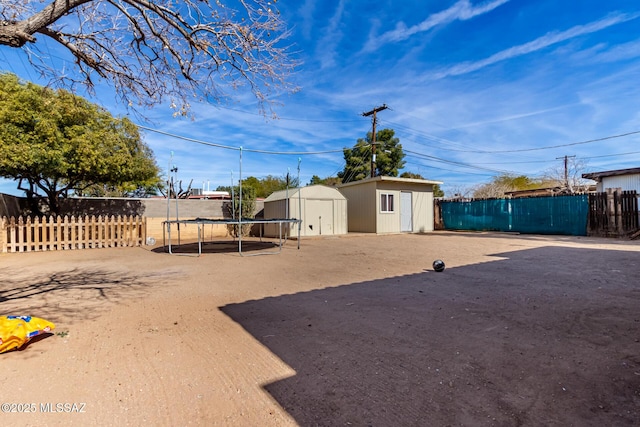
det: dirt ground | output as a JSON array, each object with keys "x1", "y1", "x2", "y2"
[{"x1": 0, "y1": 231, "x2": 639, "y2": 426}]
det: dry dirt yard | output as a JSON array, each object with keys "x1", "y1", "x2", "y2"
[{"x1": 0, "y1": 231, "x2": 639, "y2": 426}]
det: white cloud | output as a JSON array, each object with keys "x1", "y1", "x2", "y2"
[
  {"x1": 591, "y1": 39, "x2": 640, "y2": 63},
  {"x1": 432, "y1": 12, "x2": 640, "y2": 79},
  {"x1": 316, "y1": 0, "x2": 347, "y2": 69},
  {"x1": 297, "y1": 0, "x2": 317, "y2": 40},
  {"x1": 362, "y1": 0, "x2": 510, "y2": 52}
]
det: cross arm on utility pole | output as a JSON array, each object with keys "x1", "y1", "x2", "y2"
[
  {"x1": 362, "y1": 104, "x2": 388, "y2": 117},
  {"x1": 362, "y1": 104, "x2": 389, "y2": 177}
]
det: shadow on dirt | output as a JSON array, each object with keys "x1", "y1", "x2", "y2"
[
  {"x1": 152, "y1": 239, "x2": 283, "y2": 255},
  {"x1": 221, "y1": 245, "x2": 640, "y2": 426},
  {"x1": 0, "y1": 268, "x2": 162, "y2": 322}
]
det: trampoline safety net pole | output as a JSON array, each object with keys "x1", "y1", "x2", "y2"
[
  {"x1": 239, "y1": 146, "x2": 243, "y2": 255},
  {"x1": 297, "y1": 157, "x2": 302, "y2": 249}
]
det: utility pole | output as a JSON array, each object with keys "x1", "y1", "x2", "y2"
[
  {"x1": 362, "y1": 104, "x2": 388, "y2": 178},
  {"x1": 556, "y1": 155, "x2": 576, "y2": 192}
]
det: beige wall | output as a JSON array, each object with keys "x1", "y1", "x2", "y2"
[
  {"x1": 1, "y1": 194, "x2": 265, "y2": 242},
  {"x1": 262, "y1": 185, "x2": 348, "y2": 237},
  {"x1": 376, "y1": 188, "x2": 400, "y2": 233},
  {"x1": 412, "y1": 190, "x2": 435, "y2": 233},
  {"x1": 0, "y1": 194, "x2": 27, "y2": 218},
  {"x1": 339, "y1": 179, "x2": 437, "y2": 234},
  {"x1": 263, "y1": 197, "x2": 347, "y2": 237},
  {"x1": 339, "y1": 181, "x2": 377, "y2": 233},
  {"x1": 375, "y1": 181, "x2": 435, "y2": 233}
]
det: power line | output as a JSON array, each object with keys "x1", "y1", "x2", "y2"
[
  {"x1": 404, "y1": 149, "x2": 511, "y2": 174},
  {"x1": 136, "y1": 124, "x2": 345, "y2": 155},
  {"x1": 213, "y1": 104, "x2": 367, "y2": 123},
  {"x1": 403, "y1": 160, "x2": 495, "y2": 177},
  {"x1": 380, "y1": 119, "x2": 485, "y2": 153},
  {"x1": 474, "y1": 130, "x2": 640, "y2": 153},
  {"x1": 582, "y1": 150, "x2": 640, "y2": 160},
  {"x1": 380, "y1": 117, "x2": 640, "y2": 154}
]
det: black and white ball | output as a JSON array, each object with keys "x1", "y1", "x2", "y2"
[{"x1": 432, "y1": 259, "x2": 445, "y2": 272}]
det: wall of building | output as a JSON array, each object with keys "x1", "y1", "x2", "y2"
[
  {"x1": 599, "y1": 175, "x2": 640, "y2": 194},
  {"x1": 350, "y1": 181, "x2": 434, "y2": 234},
  {"x1": 412, "y1": 190, "x2": 435, "y2": 233},
  {"x1": 376, "y1": 188, "x2": 401, "y2": 234},
  {"x1": 0, "y1": 194, "x2": 26, "y2": 218},
  {"x1": 263, "y1": 197, "x2": 347, "y2": 237},
  {"x1": 339, "y1": 181, "x2": 377, "y2": 233},
  {"x1": 263, "y1": 186, "x2": 348, "y2": 237}
]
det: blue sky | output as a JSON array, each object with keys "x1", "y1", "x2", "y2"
[{"x1": 1, "y1": 0, "x2": 640, "y2": 196}]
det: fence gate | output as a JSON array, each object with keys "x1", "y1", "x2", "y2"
[{"x1": 587, "y1": 189, "x2": 639, "y2": 237}]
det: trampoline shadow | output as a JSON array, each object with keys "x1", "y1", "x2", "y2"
[{"x1": 151, "y1": 238, "x2": 284, "y2": 255}]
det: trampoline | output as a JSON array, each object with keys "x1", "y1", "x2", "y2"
[
  {"x1": 163, "y1": 217, "x2": 301, "y2": 256},
  {"x1": 160, "y1": 146, "x2": 303, "y2": 257}
]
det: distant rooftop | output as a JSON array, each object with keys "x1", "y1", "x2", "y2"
[{"x1": 582, "y1": 167, "x2": 640, "y2": 181}]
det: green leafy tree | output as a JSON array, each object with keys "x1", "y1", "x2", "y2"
[
  {"x1": 400, "y1": 171, "x2": 444, "y2": 197},
  {"x1": 224, "y1": 185, "x2": 256, "y2": 237},
  {"x1": 308, "y1": 175, "x2": 341, "y2": 186},
  {"x1": 399, "y1": 171, "x2": 424, "y2": 179},
  {"x1": 77, "y1": 180, "x2": 163, "y2": 198},
  {"x1": 257, "y1": 174, "x2": 300, "y2": 198},
  {"x1": 472, "y1": 174, "x2": 543, "y2": 198},
  {"x1": 0, "y1": 73, "x2": 162, "y2": 215},
  {"x1": 219, "y1": 174, "x2": 300, "y2": 199},
  {"x1": 339, "y1": 128, "x2": 406, "y2": 183}
]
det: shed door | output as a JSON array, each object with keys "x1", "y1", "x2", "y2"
[
  {"x1": 400, "y1": 192, "x2": 413, "y2": 232},
  {"x1": 306, "y1": 199, "x2": 334, "y2": 235}
]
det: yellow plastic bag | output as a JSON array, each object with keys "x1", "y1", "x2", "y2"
[{"x1": 0, "y1": 316, "x2": 55, "y2": 354}]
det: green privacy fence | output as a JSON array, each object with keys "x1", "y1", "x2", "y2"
[{"x1": 440, "y1": 195, "x2": 589, "y2": 236}]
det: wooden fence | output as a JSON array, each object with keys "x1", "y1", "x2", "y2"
[
  {"x1": 587, "y1": 189, "x2": 639, "y2": 237},
  {"x1": 0, "y1": 215, "x2": 146, "y2": 253}
]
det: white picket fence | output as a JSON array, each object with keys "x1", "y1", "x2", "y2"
[{"x1": 0, "y1": 215, "x2": 146, "y2": 253}]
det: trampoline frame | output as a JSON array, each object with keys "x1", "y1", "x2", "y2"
[{"x1": 162, "y1": 217, "x2": 301, "y2": 256}]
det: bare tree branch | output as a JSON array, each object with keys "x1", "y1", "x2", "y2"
[{"x1": 0, "y1": 0, "x2": 298, "y2": 116}]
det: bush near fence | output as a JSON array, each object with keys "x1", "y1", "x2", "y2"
[{"x1": 0, "y1": 215, "x2": 146, "y2": 253}]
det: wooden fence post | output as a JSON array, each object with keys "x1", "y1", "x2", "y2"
[
  {"x1": 614, "y1": 189, "x2": 623, "y2": 235},
  {"x1": 24, "y1": 216, "x2": 32, "y2": 252},
  {"x1": 33, "y1": 216, "x2": 40, "y2": 251},
  {"x1": 0, "y1": 216, "x2": 6, "y2": 254},
  {"x1": 17, "y1": 216, "x2": 25, "y2": 252}
]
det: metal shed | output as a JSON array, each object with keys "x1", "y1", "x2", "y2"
[
  {"x1": 263, "y1": 185, "x2": 348, "y2": 237},
  {"x1": 338, "y1": 176, "x2": 442, "y2": 234}
]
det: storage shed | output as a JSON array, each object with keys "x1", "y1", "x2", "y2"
[
  {"x1": 263, "y1": 185, "x2": 348, "y2": 237},
  {"x1": 338, "y1": 176, "x2": 442, "y2": 234}
]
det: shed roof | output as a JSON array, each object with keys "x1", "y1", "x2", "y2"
[
  {"x1": 264, "y1": 184, "x2": 347, "y2": 202},
  {"x1": 582, "y1": 167, "x2": 640, "y2": 181},
  {"x1": 337, "y1": 176, "x2": 443, "y2": 189}
]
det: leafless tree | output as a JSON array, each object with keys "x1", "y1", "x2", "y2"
[
  {"x1": 471, "y1": 181, "x2": 514, "y2": 199},
  {"x1": 445, "y1": 185, "x2": 473, "y2": 200},
  {"x1": 543, "y1": 157, "x2": 591, "y2": 193},
  {"x1": 0, "y1": 0, "x2": 298, "y2": 116}
]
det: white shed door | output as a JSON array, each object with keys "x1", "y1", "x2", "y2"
[
  {"x1": 400, "y1": 192, "x2": 413, "y2": 232},
  {"x1": 306, "y1": 200, "x2": 334, "y2": 235}
]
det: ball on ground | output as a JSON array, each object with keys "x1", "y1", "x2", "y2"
[{"x1": 432, "y1": 259, "x2": 445, "y2": 272}]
